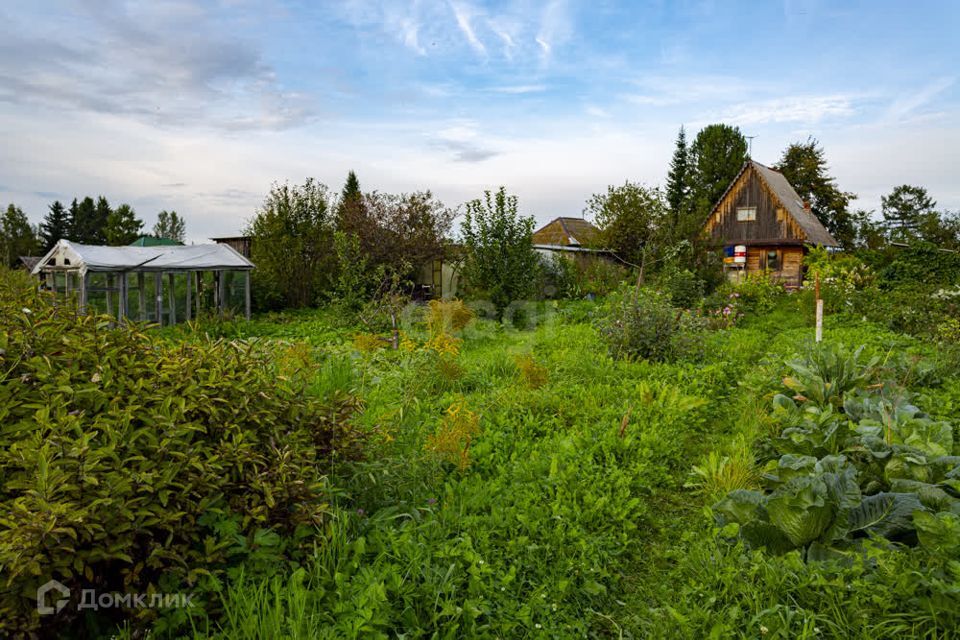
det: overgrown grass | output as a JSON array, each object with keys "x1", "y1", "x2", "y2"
[{"x1": 129, "y1": 294, "x2": 960, "y2": 639}]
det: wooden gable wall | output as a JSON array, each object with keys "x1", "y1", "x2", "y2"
[{"x1": 703, "y1": 167, "x2": 807, "y2": 245}]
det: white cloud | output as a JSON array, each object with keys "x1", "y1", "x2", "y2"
[
  {"x1": 450, "y1": 1, "x2": 487, "y2": 56},
  {"x1": 717, "y1": 95, "x2": 856, "y2": 125},
  {"x1": 489, "y1": 84, "x2": 546, "y2": 94},
  {"x1": 885, "y1": 76, "x2": 955, "y2": 122}
]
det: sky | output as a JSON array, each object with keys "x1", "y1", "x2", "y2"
[{"x1": 1, "y1": 0, "x2": 958, "y2": 242}]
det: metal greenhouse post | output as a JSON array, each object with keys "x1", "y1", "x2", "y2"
[
  {"x1": 154, "y1": 272, "x2": 163, "y2": 325},
  {"x1": 138, "y1": 272, "x2": 146, "y2": 321},
  {"x1": 244, "y1": 271, "x2": 251, "y2": 320},
  {"x1": 168, "y1": 273, "x2": 176, "y2": 325},
  {"x1": 185, "y1": 271, "x2": 192, "y2": 322},
  {"x1": 79, "y1": 272, "x2": 88, "y2": 314},
  {"x1": 106, "y1": 274, "x2": 114, "y2": 317}
]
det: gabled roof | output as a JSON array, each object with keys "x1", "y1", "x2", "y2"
[
  {"x1": 32, "y1": 239, "x2": 254, "y2": 274},
  {"x1": 709, "y1": 160, "x2": 840, "y2": 247},
  {"x1": 18, "y1": 256, "x2": 41, "y2": 271},
  {"x1": 532, "y1": 217, "x2": 601, "y2": 247}
]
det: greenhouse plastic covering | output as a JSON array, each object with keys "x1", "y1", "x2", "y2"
[{"x1": 33, "y1": 240, "x2": 254, "y2": 273}]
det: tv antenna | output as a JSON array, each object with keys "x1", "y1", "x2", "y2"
[{"x1": 745, "y1": 135, "x2": 757, "y2": 158}]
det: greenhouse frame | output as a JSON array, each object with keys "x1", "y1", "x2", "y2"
[{"x1": 31, "y1": 239, "x2": 255, "y2": 324}]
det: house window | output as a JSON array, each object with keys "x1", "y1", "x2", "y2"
[
  {"x1": 767, "y1": 251, "x2": 779, "y2": 270},
  {"x1": 737, "y1": 207, "x2": 757, "y2": 222}
]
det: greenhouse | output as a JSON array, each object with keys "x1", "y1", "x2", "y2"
[{"x1": 31, "y1": 239, "x2": 255, "y2": 324}]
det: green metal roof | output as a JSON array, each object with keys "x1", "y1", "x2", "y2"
[{"x1": 129, "y1": 236, "x2": 183, "y2": 247}]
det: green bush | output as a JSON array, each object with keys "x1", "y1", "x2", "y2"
[
  {"x1": 598, "y1": 286, "x2": 706, "y2": 362},
  {"x1": 0, "y1": 272, "x2": 361, "y2": 634},
  {"x1": 878, "y1": 243, "x2": 960, "y2": 288},
  {"x1": 657, "y1": 267, "x2": 705, "y2": 309}
]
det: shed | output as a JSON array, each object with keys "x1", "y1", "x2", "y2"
[
  {"x1": 703, "y1": 160, "x2": 839, "y2": 287},
  {"x1": 32, "y1": 239, "x2": 255, "y2": 323},
  {"x1": 532, "y1": 216, "x2": 616, "y2": 263}
]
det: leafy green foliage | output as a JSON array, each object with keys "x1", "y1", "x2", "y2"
[
  {"x1": 0, "y1": 273, "x2": 361, "y2": 634},
  {"x1": 586, "y1": 181, "x2": 669, "y2": 271},
  {"x1": 776, "y1": 137, "x2": 857, "y2": 248},
  {"x1": 598, "y1": 286, "x2": 706, "y2": 362},
  {"x1": 460, "y1": 187, "x2": 540, "y2": 316},
  {"x1": 0, "y1": 203, "x2": 40, "y2": 268},
  {"x1": 715, "y1": 343, "x2": 959, "y2": 561},
  {"x1": 153, "y1": 210, "x2": 186, "y2": 243},
  {"x1": 104, "y1": 203, "x2": 144, "y2": 246}
]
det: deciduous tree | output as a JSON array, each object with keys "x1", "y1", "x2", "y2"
[
  {"x1": 460, "y1": 187, "x2": 539, "y2": 315},
  {"x1": 686, "y1": 124, "x2": 747, "y2": 221},
  {"x1": 0, "y1": 204, "x2": 40, "y2": 267},
  {"x1": 153, "y1": 210, "x2": 186, "y2": 242},
  {"x1": 586, "y1": 181, "x2": 669, "y2": 280},
  {"x1": 104, "y1": 203, "x2": 144, "y2": 245},
  {"x1": 246, "y1": 178, "x2": 336, "y2": 310}
]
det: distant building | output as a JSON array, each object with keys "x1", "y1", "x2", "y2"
[
  {"x1": 703, "y1": 160, "x2": 839, "y2": 287},
  {"x1": 211, "y1": 236, "x2": 252, "y2": 259},
  {"x1": 130, "y1": 235, "x2": 184, "y2": 247}
]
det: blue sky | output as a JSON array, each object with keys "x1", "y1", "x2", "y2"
[{"x1": 1, "y1": 0, "x2": 958, "y2": 241}]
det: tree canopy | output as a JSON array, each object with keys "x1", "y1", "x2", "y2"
[
  {"x1": 39, "y1": 200, "x2": 69, "y2": 252},
  {"x1": 586, "y1": 181, "x2": 669, "y2": 276},
  {"x1": 776, "y1": 138, "x2": 857, "y2": 248},
  {"x1": 153, "y1": 210, "x2": 186, "y2": 243},
  {"x1": 104, "y1": 203, "x2": 144, "y2": 245},
  {"x1": 686, "y1": 124, "x2": 747, "y2": 221},
  {"x1": 0, "y1": 204, "x2": 40, "y2": 268},
  {"x1": 460, "y1": 187, "x2": 539, "y2": 315}
]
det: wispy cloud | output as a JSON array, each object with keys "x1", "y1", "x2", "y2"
[
  {"x1": 717, "y1": 95, "x2": 857, "y2": 125},
  {"x1": 885, "y1": 76, "x2": 955, "y2": 122},
  {"x1": 450, "y1": 1, "x2": 487, "y2": 56},
  {"x1": 489, "y1": 84, "x2": 546, "y2": 94},
  {"x1": 535, "y1": 0, "x2": 569, "y2": 63}
]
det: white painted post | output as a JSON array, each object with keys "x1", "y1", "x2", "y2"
[{"x1": 815, "y1": 273, "x2": 823, "y2": 343}]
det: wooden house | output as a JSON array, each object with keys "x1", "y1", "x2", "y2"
[{"x1": 703, "y1": 160, "x2": 839, "y2": 287}]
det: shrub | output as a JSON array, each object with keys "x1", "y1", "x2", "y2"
[
  {"x1": 657, "y1": 267, "x2": 705, "y2": 309},
  {"x1": 597, "y1": 287, "x2": 705, "y2": 362},
  {"x1": 515, "y1": 353, "x2": 549, "y2": 389},
  {"x1": 424, "y1": 399, "x2": 480, "y2": 470},
  {"x1": 0, "y1": 273, "x2": 361, "y2": 634}
]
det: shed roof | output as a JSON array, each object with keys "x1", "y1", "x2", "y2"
[
  {"x1": 32, "y1": 239, "x2": 254, "y2": 274},
  {"x1": 709, "y1": 160, "x2": 839, "y2": 247},
  {"x1": 532, "y1": 217, "x2": 602, "y2": 247}
]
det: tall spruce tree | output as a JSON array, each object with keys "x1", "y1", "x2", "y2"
[
  {"x1": 69, "y1": 197, "x2": 98, "y2": 244},
  {"x1": 664, "y1": 126, "x2": 690, "y2": 240},
  {"x1": 104, "y1": 203, "x2": 144, "y2": 245},
  {"x1": 92, "y1": 196, "x2": 111, "y2": 243},
  {"x1": 776, "y1": 138, "x2": 857, "y2": 248},
  {"x1": 39, "y1": 200, "x2": 70, "y2": 252},
  {"x1": 882, "y1": 185, "x2": 936, "y2": 243},
  {"x1": 686, "y1": 124, "x2": 747, "y2": 223}
]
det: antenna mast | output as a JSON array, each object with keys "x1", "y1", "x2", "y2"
[{"x1": 745, "y1": 135, "x2": 757, "y2": 158}]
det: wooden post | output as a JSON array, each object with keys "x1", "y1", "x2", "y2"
[
  {"x1": 79, "y1": 272, "x2": 88, "y2": 314},
  {"x1": 216, "y1": 271, "x2": 224, "y2": 317},
  {"x1": 106, "y1": 274, "x2": 114, "y2": 318},
  {"x1": 168, "y1": 273, "x2": 176, "y2": 325},
  {"x1": 815, "y1": 272, "x2": 823, "y2": 343},
  {"x1": 154, "y1": 272, "x2": 163, "y2": 325},
  {"x1": 185, "y1": 270, "x2": 192, "y2": 322},
  {"x1": 195, "y1": 272, "x2": 202, "y2": 319},
  {"x1": 244, "y1": 270, "x2": 251, "y2": 321},
  {"x1": 138, "y1": 272, "x2": 146, "y2": 321},
  {"x1": 117, "y1": 273, "x2": 126, "y2": 322}
]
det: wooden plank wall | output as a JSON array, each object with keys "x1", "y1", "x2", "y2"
[{"x1": 705, "y1": 168, "x2": 807, "y2": 244}]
